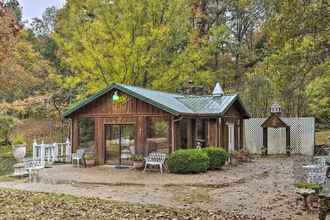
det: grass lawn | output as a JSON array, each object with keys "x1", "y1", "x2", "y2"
[{"x1": 315, "y1": 129, "x2": 330, "y2": 145}]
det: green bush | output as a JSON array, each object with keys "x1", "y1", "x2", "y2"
[
  {"x1": 167, "y1": 149, "x2": 209, "y2": 174},
  {"x1": 12, "y1": 134, "x2": 26, "y2": 145},
  {"x1": 0, "y1": 114, "x2": 18, "y2": 145},
  {"x1": 130, "y1": 154, "x2": 144, "y2": 161},
  {"x1": 202, "y1": 147, "x2": 228, "y2": 170},
  {"x1": 295, "y1": 181, "x2": 322, "y2": 191}
]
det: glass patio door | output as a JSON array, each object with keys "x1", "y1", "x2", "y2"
[{"x1": 105, "y1": 124, "x2": 135, "y2": 165}]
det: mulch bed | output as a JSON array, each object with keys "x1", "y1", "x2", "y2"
[{"x1": 0, "y1": 188, "x2": 264, "y2": 219}]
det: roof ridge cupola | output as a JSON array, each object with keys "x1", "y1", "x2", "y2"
[
  {"x1": 212, "y1": 82, "x2": 224, "y2": 97},
  {"x1": 271, "y1": 102, "x2": 281, "y2": 116}
]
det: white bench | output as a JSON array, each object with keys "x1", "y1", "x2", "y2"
[
  {"x1": 23, "y1": 158, "x2": 45, "y2": 180},
  {"x1": 144, "y1": 152, "x2": 167, "y2": 174}
]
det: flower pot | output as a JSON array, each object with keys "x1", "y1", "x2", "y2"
[
  {"x1": 13, "y1": 144, "x2": 26, "y2": 162},
  {"x1": 133, "y1": 161, "x2": 144, "y2": 169},
  {"x1": 85, "y1": 159, "x2": 95, "y2": 167}
]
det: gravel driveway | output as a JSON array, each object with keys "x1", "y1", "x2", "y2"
[{"x1": 0, "y1": 155, "x2": 317, "y2": 219}]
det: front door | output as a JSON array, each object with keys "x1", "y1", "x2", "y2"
[
  {"x1": 227, "y1": 123, "x2": 235, "y2": 152},
  {"x1": 104, "y1": 124, "x2": 135, "y2": 165}
]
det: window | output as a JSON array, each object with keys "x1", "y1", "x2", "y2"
[{"x1": 146, "y1": 117, "x2": 169, "y2": 153}]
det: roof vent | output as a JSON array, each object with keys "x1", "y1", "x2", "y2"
[{"x1": 212, "y1": 82, "x2": 224, "y2": 97}]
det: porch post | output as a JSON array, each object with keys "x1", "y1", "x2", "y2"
[
  {"x1": 72, "y1": 116, "x2": 79, "y2": 153},
  {"x1": 136, "y1": 116, "x2": 147, "y2": 155},
  {"x1": 286, "y1": 127, "x2": 291, "y2": 156},
  {"x1": 95, "y1": 118, "x2": 105, "y2": 165},
  {"x1": 171, "y1": 117, "x2": 175, "y2": 152},
  {"x1": 263, "y1": 127, "x2": 268, "y2": 155},
  {"x1": 168, "y1": 118, "x2": 172, "y2": 153},
  {"x1": 171, "y1": 117, "x2": 181, "y2": 152},
  {"x1": 192, "y1": 118, "x2": 196, "y2": 147},
  {"x1": 207, "y1": 119, "x2": 217, "y2": 147},
  {"x1": 187, "y1": 119, "x2": 193, "y2": 148},
  {"x1": 239, "y1": 119, "x2": 244, "y2": 149},
  {"x1": 219, "y1": 118, "x2": 224, "y2": 148}
]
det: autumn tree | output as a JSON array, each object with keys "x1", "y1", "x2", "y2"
[
  {"x1": 0, "y1": 2, "x2": 54, "y2": 102},
  {"x1": 54, "y1": 0, "x2": 215, "y2": 100}
]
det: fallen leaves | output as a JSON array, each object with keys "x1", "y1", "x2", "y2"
[{"x1": 0, "y1": 188, "x2": 264, "y2": 219}]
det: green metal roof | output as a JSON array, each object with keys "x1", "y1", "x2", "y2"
[
  {"x1": 63, "y1": 83, "x2": 249, "y2": 118},
  {"x1": 178, "y1": 95, "x2": 238, "y2": 114}
]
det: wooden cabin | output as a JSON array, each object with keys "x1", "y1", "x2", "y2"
[{"x1": 64, "y1": 83, "x2": 250, "y2": 165}]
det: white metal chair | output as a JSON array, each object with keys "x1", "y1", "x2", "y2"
[
  {"x1": 303, "y1": 160, "x2": 328, "y2": 185},
  {"x1": 144, "y1": 152, "x2": 167, "y2": 174},
  {"x1": 23, "y1": 158, "x2": 45, "y2": 181},
  {"x1": 72, "y1": 149, "x2": 85, "y2": 167}
]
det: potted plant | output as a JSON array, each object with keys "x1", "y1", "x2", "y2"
[
  {"x1": 84, "y1": 152, "x2": 95, "y2": 167},
  {"x1": 130, "y1": 155, "x2": 144, "y2": 169},
  {"x1": 12, "y1": 134, "x2": 26, "y2": 162}
]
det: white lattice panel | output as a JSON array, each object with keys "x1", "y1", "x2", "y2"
[
  {"x1": 244, "y1": 117, "x2": 315, "y2": 156},
  {"x1": 268, "y1": 128, "x2": 286, "y2": 154}
]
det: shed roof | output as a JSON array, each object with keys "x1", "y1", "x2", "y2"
[
  {"x1": 63, "y1": 83, "x2": 250, "y2": 118},
  {"x1": 261, "y1": 113, "x2": 289, "y2": 128}
]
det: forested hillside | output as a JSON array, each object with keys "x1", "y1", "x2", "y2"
[{"x1": 0, "y1": 0, "x2": 329, "y2": 142}]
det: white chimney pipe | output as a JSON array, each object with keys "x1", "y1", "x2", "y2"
[{"x1": 212, "y1": 82, "x2": 224, "y2": 96}]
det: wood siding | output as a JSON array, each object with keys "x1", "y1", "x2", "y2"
[
  {"x1": 207, "y1": 119, "x2": 218, "y2": 146},
  {"x1": 69, "y1": 89, "x2": 249, "y2": 163},
  {"x1": 74, "y1": 90, "x2": 169, "y2": 117},
  {"x1": 70, "y1": 90, "x2": 171, "y2": 165}
]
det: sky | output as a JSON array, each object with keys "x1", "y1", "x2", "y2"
[{"x1": 18, "y1": 0, "x2": 66, "y2": 23}]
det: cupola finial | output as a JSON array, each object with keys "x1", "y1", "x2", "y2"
[{"x1": 212, "y1": 82, "x2": 224, "y2": 97}]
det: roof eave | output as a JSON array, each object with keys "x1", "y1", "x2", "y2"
[
  {"x1": 63, "y1": 83, "x2": 181, "y2": 118},
  {"x1": 220, "y1": 94, "x2": 250, "y2": 118}
]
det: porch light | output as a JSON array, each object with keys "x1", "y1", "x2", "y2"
[{"x1": 112, "y1": 91, "x2": 119, "y2": 101}]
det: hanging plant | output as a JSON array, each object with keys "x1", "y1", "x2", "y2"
[{"x1": 112, "y1": 91, "x2": 128, "y2": 105}]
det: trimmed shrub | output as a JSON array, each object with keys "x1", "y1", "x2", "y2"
[
  {"x1": 202, "y1": 147, "x2": 228, "y2": 170},
  {"x1": 167, "y1": 149, "x2": 209, "y2": 174}
]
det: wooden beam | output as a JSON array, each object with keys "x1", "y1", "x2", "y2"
[
  {"x1": 207, "y1": 119, "x2": 217, "y2": 146},
  {"x1": 95, "y1": 118, "x2": 105, "y2": 165},
  {"x1": 219, "y1": 118, "x2": 224, "y2": 148},
  {"x1": 191, "y1": 119, "x2": 196, "y2": 147},
  {"x1": 171, "y1": 117, "x2": 175, "y2": 152},
  {"x1": 234, "y1": 122, "x2": 238, "y2": 151},
  {"x1": 168, "y1": 119, "x2": 172, "y2": 153},
  {"x1": 187, "y1": 119, "x2": 192, "y2": 148},
  {"x1": 175, "y1": 120, "x2": 181, "y2": 150},
  {"x1": 263, "y1": 127, "x2": 268, "y2": 155},
  {"x1": 286, "y1": 127, "x2": 291, "y2": 156},
  {"x1": 136, "y1": 116, "x2": 147, "y2": 155},
  {"x1": 76, "y1": 113, "x2": 170, "y2": 118},
  {"x1": 72, "y1": 117, "x2": 79, "y2": 153},
  {"x1": 239, "y1": 119, "x2": 244, "y2": 149}
]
